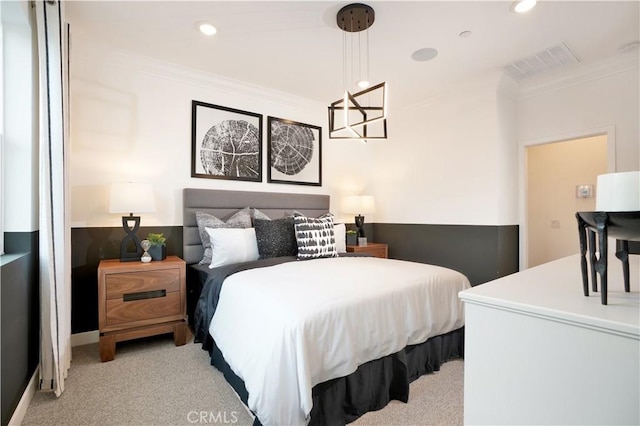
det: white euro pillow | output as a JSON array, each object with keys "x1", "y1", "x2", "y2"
[
  {"x1": 205, "y1": 227, "x2": 259, "y2": 268},
  {"x1": 334, "y1": 223, "x2": 346, "y2": 254}
]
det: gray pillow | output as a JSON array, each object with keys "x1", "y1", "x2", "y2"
[
  {"x1": 293, "y1": 213, "x2": 338, "y2": 260},
  {"x1": 196, "y1": 208, "x2": 252, "y2": 265},
  {"x1": 254, "y1": 217, "x2": 297, "y2": 259},
  {"x1": 252, "y1": 208, "x2": 271, "y2": 222}
]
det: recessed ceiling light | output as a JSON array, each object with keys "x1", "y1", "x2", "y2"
[
  {"x1": 199, "y1": 22, "x2": 217, "y2": 36},
  {"x1": 459, "y1": 31, "x2": 472, "y2": 38},
  {"x1": 411, "y1": 48, "x2": 438, "y2": 62},
  {"x1": 512, "y1": 0, "x2": 537, "y2": 14},
  {"x1": 357, "y1": 80, "x2": 371, "y2": 89}
]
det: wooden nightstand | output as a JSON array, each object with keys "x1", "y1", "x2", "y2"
[
  {"x1": 97, "y1": 255, "x2": 187, "y2": 362},
  {"x1": 346, "y1": 242, "x2": 388, "y2": 258}
]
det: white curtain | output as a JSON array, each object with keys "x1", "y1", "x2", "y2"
[{"x1": 35, "y1": 0, "x2": 71, "y2": 396}]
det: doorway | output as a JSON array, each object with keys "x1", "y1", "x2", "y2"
[{"x1": 526, "y1": 135, "x2": 608, "y2": 267}]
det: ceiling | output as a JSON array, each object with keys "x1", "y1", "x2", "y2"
[{"x1": 66, "y1": 1, "x2": 639, "y2": 108}]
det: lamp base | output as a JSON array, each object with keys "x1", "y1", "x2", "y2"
[
  {"x1": 120, "y1": 214, "x2": 143, "y2": 262},
  {"x1": 355, "y1": 214, "x2": 365, "y2": 238}
]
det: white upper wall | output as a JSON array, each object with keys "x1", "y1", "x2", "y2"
[
  {"x1": 518, "y1": 57, "x2": 639, "y2": 172},
  {"x1": 369, "y1": 55, "x2": 638, "y2": 226},
  {"x1": 70, "y1": 39, "x2": 373, "y2": 227},
  {"x1": 496, "y1": 75, "x2": 519, "y2": 225},
  {"x1": 369, "y1": 70, "x2": 519, "y2": 226},
  {"x1": 70, "y1": 39, "x2": 639, "y2": 229}
]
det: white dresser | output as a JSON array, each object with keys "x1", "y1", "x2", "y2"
[{"x1": 459, "y1": 252, "x2": 639, "y2": 425}]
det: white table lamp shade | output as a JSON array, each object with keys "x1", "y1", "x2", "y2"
[
  {"x1": 343, "y1": 195, "x2": 376, "y2": 214},
  {"x1": 595, "y1": 171, "x2": 640, "y2": 212},
  {"x1": 109, "y1": 182, "x2": 156, "y2": 214}
]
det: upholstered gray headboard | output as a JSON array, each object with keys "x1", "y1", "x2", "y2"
[{"x1": 183, "y1": 188, "x2": 330, "y2": 265}]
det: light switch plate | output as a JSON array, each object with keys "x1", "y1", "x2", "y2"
[{"x1": 576, "y1": 185, "x2": 594, "y2": 198}]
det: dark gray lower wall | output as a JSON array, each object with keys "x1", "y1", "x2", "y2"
[
  {"x1": 71, "y1": 226, "x2": 183, "y2": 333},
  {"x1": 1, "y1": 232, "x2": 39, "y2": 426},
  {"x1": 373, "y1": 223, "x2": 519, "y2": 285},
  {"x1": 70, "y1": 222, "x2": 518, "y2": 332}
]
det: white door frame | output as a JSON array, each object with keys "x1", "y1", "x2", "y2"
[{"x1": 518, "y1": 125, "x2": 616, "y2": 270}]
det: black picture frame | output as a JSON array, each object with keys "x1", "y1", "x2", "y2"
[
  {"x1": 191, "y1": 100, "x2": 263, "y2": 182},
  {"x1": 267, "y1": 116, "x2": 322, "y2": 186}
]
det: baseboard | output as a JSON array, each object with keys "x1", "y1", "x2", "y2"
[
  {"x1": 8, "y1": 366, "x2": 39, "y2": 426},
  {"x1": 71, "y1": 330, "x2": 99, "y2": 347},
  {"x1": 7, "y1": 332, "x2": 98, "y2": 425}
]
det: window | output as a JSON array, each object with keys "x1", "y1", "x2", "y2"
[
  {"x1": 1, "y1": 11, "x2": 4, "y2": 256},
  {"x1": 0, "y1": 1, "x2": 36, "y2": 256}
]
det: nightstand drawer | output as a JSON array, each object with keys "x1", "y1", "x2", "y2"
[
  {"x1": 346, "y1": 242, "x2": 388, "y2": 259},
  {"x1": 363, "y1": 246, "x2": 387, "y2": 258},
  {"x1": 105, "y1": 269, "x2": 180, "y2": 300},
  {"x1": 106, "y1": 291, "x2": 181, "y2": 326}
]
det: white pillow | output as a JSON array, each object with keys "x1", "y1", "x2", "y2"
[
  {"x1": 205, "y1": 227, "x2": 259, "y2": 268},
  {"x1": 334, "y1": 223, "x2": 346, "y2": 254}
]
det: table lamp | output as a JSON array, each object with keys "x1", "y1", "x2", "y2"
[
  {"x1": 595, "y1": 171, "x2": 640, "y2": 211},
  {"x1": 109, "y1": 182, "x2": 156, "y2": 262},
  {"x1": 343, "y1": 195, "x2": 376, "y2": 238}
]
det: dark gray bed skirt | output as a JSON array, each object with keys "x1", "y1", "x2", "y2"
[{"x1": 207, "y1": 327, "x2": 465, "y2": 425}]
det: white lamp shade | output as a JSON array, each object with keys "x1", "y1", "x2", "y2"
[
  {"x1": 109, "y1": 182, "x2": 156, "y2": 214},
  {"x1": 595, "y1": 171, "x2": 640, "y2": 212},
  {"x1": 342, "y1": 195, "x2": 376, "y2": 214}
]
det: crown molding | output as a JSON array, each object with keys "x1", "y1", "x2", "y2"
[
  {"x1": 74, "y1": 41, "x2": 323, "y2": 112},
  {"x1": 518, "y1": 53, "x2": 639, "y2": 101}
]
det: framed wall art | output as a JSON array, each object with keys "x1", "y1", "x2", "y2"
[
  {"x1": 267, "y1": 116, "x2": 322, "y2": 186},
  {"x1": 191, "y1": 100, "x2": 263, "y2": 182}
]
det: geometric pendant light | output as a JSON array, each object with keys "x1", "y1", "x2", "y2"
[{"x1": 328, "y1": 3, "x2": 387, "y2": 141}]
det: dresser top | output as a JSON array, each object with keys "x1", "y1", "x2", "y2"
[{"x1": 459, "y1": 253, "x2": 639, "y2": 338}]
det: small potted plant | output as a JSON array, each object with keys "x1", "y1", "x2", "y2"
[
  {"x1": 346, "y1": 229, "x2": 358, "y2": 246},
  {"x1": 146, "y1": 232, "x2": 167, "y2": 261}
]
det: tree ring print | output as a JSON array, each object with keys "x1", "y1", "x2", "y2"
[
  {"x1": 200, "y1": 120, "x2": 260, "y2": 178},
  {"x1": 270, "y1": 121, "x2": 314, "y2": 176}
]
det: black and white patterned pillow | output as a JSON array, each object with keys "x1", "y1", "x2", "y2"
[
  {"x1": 254, "y1": 217, "x2": 297, "y2": 259},
  {"x1": 196, "y1": 208, "x2": 252, "y2": 265},
  {"x1": 293, "y1": 213, "x2": 338, "y2": 260}
]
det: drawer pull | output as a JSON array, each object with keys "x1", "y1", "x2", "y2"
[{"x1": 123, "y1": 289, "x2": 166, "y2": 302}]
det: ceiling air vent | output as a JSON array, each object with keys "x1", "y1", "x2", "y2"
[{"x1": 502, "y1": 42, "x2": 580, "y2": 81}]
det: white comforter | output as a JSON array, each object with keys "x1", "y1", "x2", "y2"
[{"x1": 209, "y1": 256, "x2": 470, "y2": 425}]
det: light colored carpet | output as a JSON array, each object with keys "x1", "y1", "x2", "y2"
[{"x1": 22, "y1": 334, "x2": 463, "y2": 425}]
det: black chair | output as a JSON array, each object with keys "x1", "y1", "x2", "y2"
[{"x1": 576, "y1": 211, "x2": 640, "y2": 305}]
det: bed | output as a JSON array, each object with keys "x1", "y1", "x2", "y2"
[{"x1": 183, "y1": 188, "x2": 470, "y2": 425}]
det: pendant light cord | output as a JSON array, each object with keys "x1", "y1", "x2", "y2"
[
  {"x1": 366, "y1": 10, "x2": 370, "y2": 84},
  {"x1": 350, "y1": 13, "x2": 354, "y2": 92},
  {"x1": 342, "y1": 23, "x2": 347, "y2": 91},
  {"x1": 358, "y1": 30, "x2": 362, "y2": 86}
]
